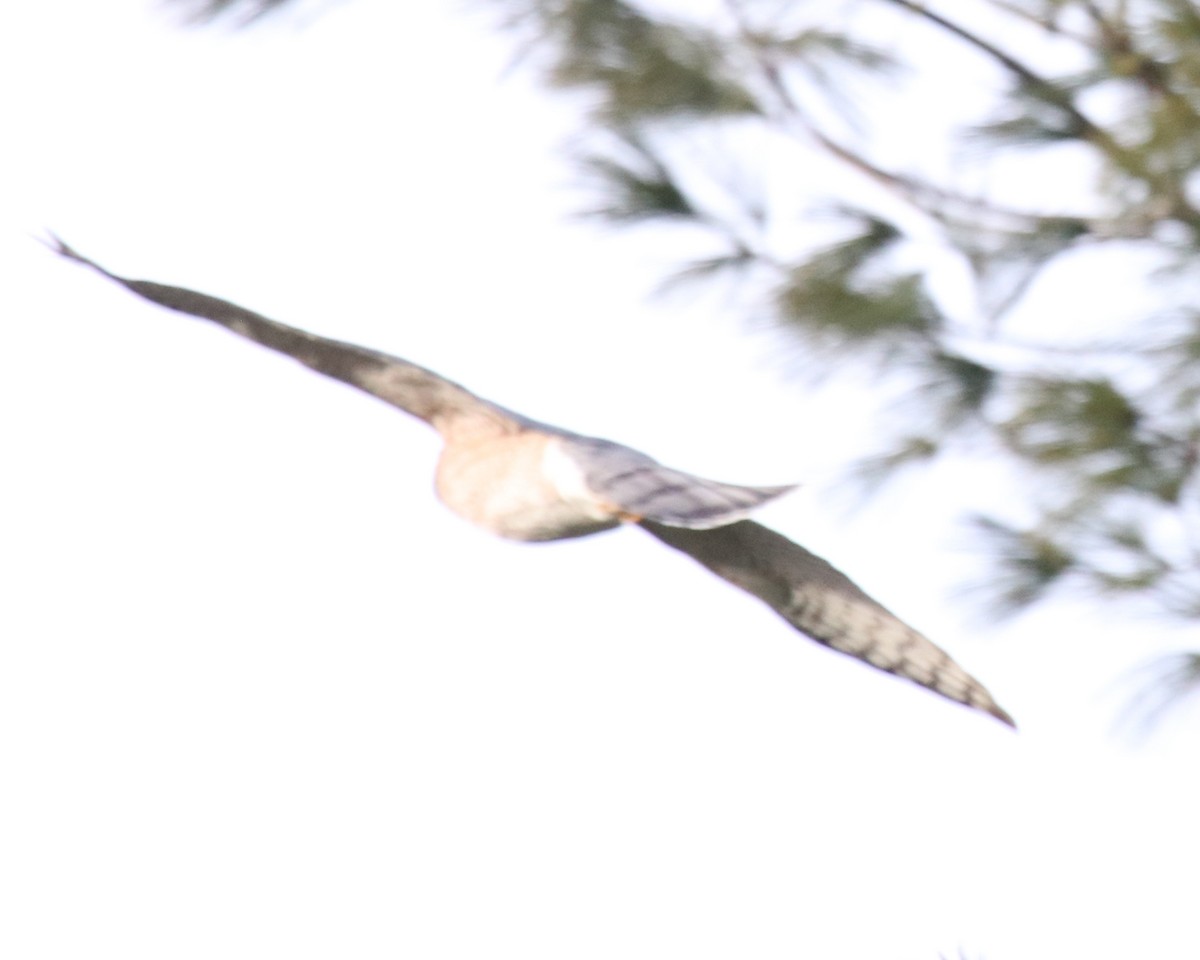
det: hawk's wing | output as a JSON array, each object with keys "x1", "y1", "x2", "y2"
[
  {"x1": 641, "y1": 519, "x2": 1014, "y2": 726},
  {"x1": 560, "y1": 435, "x2": 796, "y2": 529},
  {"x1": 49, "y1": 237, "x2": 514, "y2": 431}
]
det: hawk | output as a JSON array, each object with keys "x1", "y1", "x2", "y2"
[{"x1": 52, "y1": 239, "x2": 1014, "y2": 727}]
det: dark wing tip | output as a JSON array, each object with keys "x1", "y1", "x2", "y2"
[
  {"x1": 37, "y1": 230, "x2": 62, "y2": 247},
  {"x1": 40, "y1": 231, "x2": 77, "y2": 260},
  {"x1": 984, "y1": 700, "x2": 1017, "y2": 729},
  {"x1": 42, "y1": 233, "x2": 114, "y2": 279}
]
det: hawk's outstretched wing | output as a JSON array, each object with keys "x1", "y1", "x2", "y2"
[
  {"x1": 51, "y1": 238, "x2": 1015, "y2": 727},
  {"x1": 50, "y1": 237, "x2": 518, "y2": 433},
  {"x1": 642, "y1": 520, "x2": 1014, "y2": 726}
]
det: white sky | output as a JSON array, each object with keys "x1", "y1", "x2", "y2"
[{"x1": 2, "y1": 2, "x2": 1198, "y2": 958}]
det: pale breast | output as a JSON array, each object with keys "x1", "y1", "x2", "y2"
[{"x1": 433, "y1": 431, "x2": 621, "y2": 542}]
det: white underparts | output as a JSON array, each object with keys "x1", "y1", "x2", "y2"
[{"x1": 433, "y1": 432, "x2": 621, "y2": 542}]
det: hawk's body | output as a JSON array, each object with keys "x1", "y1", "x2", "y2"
[{"x1": 53, "y1": 240, "x2": 1014, "y2": 727}]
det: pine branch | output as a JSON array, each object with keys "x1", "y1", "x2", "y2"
[{"x1": 878, "y1": 1, "x2": 1132, "y2": 161}]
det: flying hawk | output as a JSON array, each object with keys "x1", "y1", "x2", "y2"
[{"x1": 52, "y1": 239, "x2": 1014, "y2": 727}]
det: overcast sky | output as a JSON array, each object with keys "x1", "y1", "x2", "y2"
[{"x1": 2, "y1": 2, "x2": 1198, "y2": 958}]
